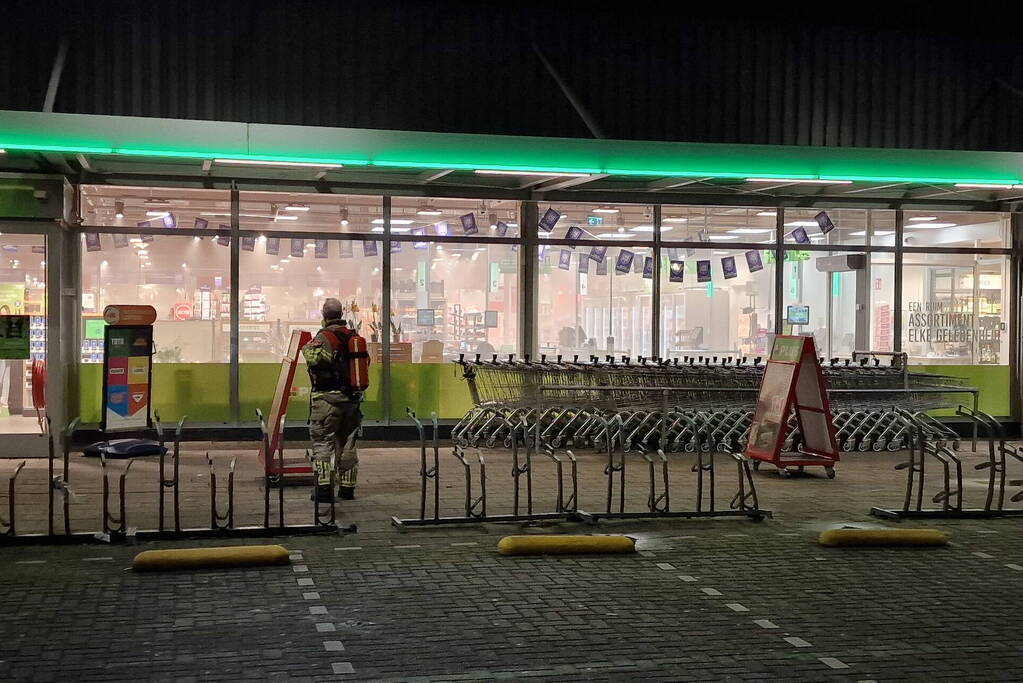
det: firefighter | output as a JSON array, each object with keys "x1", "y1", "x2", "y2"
[{"x1": 304, "y1": 298, "x2": 363, "y2": 503}]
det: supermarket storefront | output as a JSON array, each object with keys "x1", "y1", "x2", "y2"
[{"x1": 0, "y1": 110, "x2": 1019, "y2": 449}]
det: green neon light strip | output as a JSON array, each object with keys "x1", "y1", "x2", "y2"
[{"x1": 0, "y1": 141, "x2": 1020, "y2": 186}]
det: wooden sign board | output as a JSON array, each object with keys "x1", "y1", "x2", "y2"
[{"x1": 746, "y1": 335, "x2": 839, "y2": 471}]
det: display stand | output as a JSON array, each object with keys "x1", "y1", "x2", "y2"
[
  {"x1": 745, "y1": 335, "x2": 840, "y2": 477},
  {"x1": 259, "y1": 330, "x2": 313, "y2": 481}
]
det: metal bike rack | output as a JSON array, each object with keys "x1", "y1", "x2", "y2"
[
  {"x1": 0, "y1": 461, "x2": 26, "y2": 537},
  {"x1": 156, "y1": 412, "x2": 185, "y2": 533},
  {"x1": 99, "y1": 455, "x2": 134, "y2": 540},
  {"x1": 871, "y1": 405, "x2": 1023, "y2": 520},
  {"x1": 207, "y1": 454, "x2": 236, "y2": 531}
]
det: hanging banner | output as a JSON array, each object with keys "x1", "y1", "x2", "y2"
[
  {"x1": 339, "y1": 240, "x2": 353, "y2": 258},
  {"x1": 265, "y1": 237, "x2": 280, "y2": 255},
  {"x1": 290, "y1": 238, "x2": 305, "y2": 257},
  {"x1": 538, "y1": 208, "x2": 561, "y2": 232},
  {"x1": 84, "y1": 233, "x2": 102, "y2": 252},
  {"x1": 241, "y1": 236, "x2": 256, "y2": 252},
  {"x1": 363, "y1": 240, "x2": 379, "y2": 257},
  {"x1": 642, "y1": 256, "x2": 653, "y2": 279},
  {"x1": 596, "y1": 257, "x2": 608, "y2": 276},
  {"x1": 791, "y1": 226, "x2": 811, "y2": 244},
  {"x1": 112, "y1": 233, "x2": 129, "y2": 248},
  {"x1": 162, "y1": 213, "x2": 177, "y2": 228},
  {"x1": 722, "y1": 255, "x2": 738, "y2": 279},
  {"x1": 696, "y1": 260, "x2": 711, "y2": 283},
  {"x1": 194, "y1": 217, "x2": 209, "y2": 230},
  {"x1": 460, "y1": 212, "x2": 478, "y2": 235},
  {"x1": 589, "y1": 245, "x2": 608, "y2": 263},
  {"x1": 615, "y1": 249, "x2": 635, "y2": 274},
  {"x1": 102, "y1": 324, "x2": 154, "y2": 432},
  {"x1": 669, "y1": 260, "x2": 685, "y2": 283},
  {"x1": 577, "y1": 253, "x2": 589, "y2": 274},
  {"x1": 558, "y1": 249, "x2": 572, "y2": 270},
  {"x1": 315, "y1": 239, "x2": 329, "y2": 258},
  {"x1": 815, "y1": 211, "x2": 835, "y2": 234},
  {"x1": 216, "y1": 235, "x2": 231, "y2": 247},
  {"x1": 495, "y1": 221, "x2": 509, "y2": 237},
  {"x1": 746, "y1": 249, "x2": 764, "y2": 273},
  {"x1": 565, "y1": 226, "x2": 583, "y2": 245},
  {"x1": 745, "y1": 335, "x2": 839, "y2": 473},
  {"x1": 434, "y1": 221, "x2": 449, "y2": 236},
  {"x1": 390, "y1": 240, "x2": 402, "y2": 253}
]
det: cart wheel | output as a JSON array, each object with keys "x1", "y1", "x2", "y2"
[
  {"x1": 797, "y1": 465, "x2": 805, "y2": 472},
  {"x1": 752, "y1": 460, "x2": 761, "y2": 471},
  {"x1": 266, "y1": 474, "x2": 282, "y2": 487},
  {"x1": 826, "y1": 467, "x2": 836, "y2": 479}
]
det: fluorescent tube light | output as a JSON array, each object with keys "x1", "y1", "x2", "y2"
[
  {"x1": 747, "y1": 178, "x2": 852, "y2": 184},
  {"x1": 475, "y1": 170, "x2": 591, "y2": 177},
  {"x1": 728, "y1": 228, "x2": 773, "y2": 234},
  {"x1": 214, "y1": 158, "x2": 342, "y2": 169}
]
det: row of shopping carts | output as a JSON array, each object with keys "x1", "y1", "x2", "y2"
[{"x1": 452, "y1": 352, "x2": 973, "y2": 454}]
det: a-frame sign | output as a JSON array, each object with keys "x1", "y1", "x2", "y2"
[{"x1": 745, "y1": 335, "x2": 840, "y2": 476}]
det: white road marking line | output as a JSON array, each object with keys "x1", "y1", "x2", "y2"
[
  {"x1": 1006, "y1": 563, "x2": 1023, "y2": 571},
  {"x1": 296, "y1": 578, "x2": 315, "y2": 587},
  {"x1": 331, "y1": 662, "x2": 355, "y2": 674},
  {"x1": 700, "y1": 588, "x2": 722, "y2": 596},
  {"x1": 393, "y1": 545, "x2": 422, "y2": 549},
  {"x1": 293, "y1": 565, "x2": 309, "y2": 573},
  {"x1": 973, "y1": 552, "x2": 994, "y2": 559},
  {"x1": 819, "y1": 657, "x2": 849, "y2": 669},
  {"x1": 83, "y1": 557, "x2": 113, "y2": 562},
  {"x1": 15, "y1": 560, "x2": 45, "y2": 564},
  {"x1": 315, "y1": 623, "x2": 336, "y2": 633},
  {"x1": 777, "y1": 533, "x2": 800, "y2": 537},
  {"x1": 678, "y1": 575, "x2": 698, "y2": 582},
  {"x1": 976, "y1": 529, "x2": 998, "y2": 534},
  {"x1": 303, "y1": 592, "x2": 321, "y2": 600},
  {"x1": 724, "y1": 533, "x2": 749, "y2": 537},
  {"x1": 655, "y1": 562, "x2": 676, "y2": 570},
  {"x1": 451, "y1": 542, "x2": 478, "y2": 546},
  {"x1": 638, "y1": 551, "x2": 656, "y2": 557},
  {"x1": 309, "y1": 606, "x2": 328, "y2": 615},
  {"x1": 784, "y1": 636, "x2": 812, "y2": 648},
  {"x1": 334, "y1": 546, "x2": 363, "y2": 551},
  {"x1": 753, "y1": 619, "x2": 779, "y2": 629},
  {"x1": 725, "y1": 603, "x2": 749, "y2": 612},
  {"x1": 323, "y1": 641, "x2": 345, "y2": 652}
]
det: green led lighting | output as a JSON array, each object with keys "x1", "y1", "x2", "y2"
[
  {"x1": 0, "y1": 142, "x2": 114, "y2": 154},
  {"x1": 371, "y1": 159, "x2": 604, "y2": 174},
  {"x1": 604, "y1": 169, "x2": 816, "y2": 179},
  {"x1": 116, "y1": 148, "x2": 370, "y2": 166},
  {"x1": 819, "y1": 174, "x2": 1023, "y2": 185}
]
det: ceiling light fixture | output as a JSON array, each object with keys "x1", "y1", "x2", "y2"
[
  {"x1": 474, "y1": 170, "x2": 591, "y2": 178},
  {"x1": 662, "y1": 217, "x2": 688, "y2": 223},
  {"x1": 909, "y1": 216, "x2": 937, "y2": 221},
  {"x1": 339, "y1": 208, "x2": 350, "y2": 226},
  {"x1": 728, "y1": 228, "x2": 773, "y2": 234},
  {"x1": 114, "y1": 200, "x2": 124, "y2": 219},
  {"x1": 954, "y1": 183, "x2": 1014, "y2": 189},
  {"x1": 707, "y1": 235, "x2": 739, "y2": 241},
  {"x1": 907, "y1": 222, "x2": 957, "y2": 229},
  {"x1": 274, "y1": 215, "x2": 298, "y2": 221},
  {"x1": 145, "y1": 210, "x2": 169, "y2": 218},
  {"x1": 371, "y1": 218, "x2": 414, "y2": 225},
  {"x1": 283, "y1": 204, "x2": 310, "y2": 212},
  {"x1": 746, "y1": 178, "x2": 853, "y2": 185},
  {"x1": 592, "y1": 207, "x2": 619, "y2": 214},
  {"x1": 756, "y1": 211, "x2": 777, "y2": 217},
  {"x1": 213, "y1": 158, "x2": 343, "y2": 169}
]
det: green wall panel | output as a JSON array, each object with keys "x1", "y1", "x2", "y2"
[
  {"x1": 238, "y1": 363, "x2": 383, "y2": 422},
  {"x1": 916, "y1": 364, "x2": 1010, "y2": 417},
  {"x1": 389, "y1": 363, "x2": 473, "y2": 420},
  {"x1": 79, "y1": 363, "x2": 231, "y2": 423}
]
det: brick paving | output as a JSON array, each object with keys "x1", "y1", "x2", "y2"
[{"x1": 2, "y1": 440, "x2": 1023, "y2": 681}]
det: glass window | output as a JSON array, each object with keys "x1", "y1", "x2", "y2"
[
  {"x1": 80, "y1": 185, "x2": 229, "y2": 230},
  {"x1": 782, "y1": 208, "x2": 887, "y2": 247},
  {"x1": 536, "y1": 202, "x2": 653, "y2": 243},
  {"x1": 390, "y1": 197, "x2": 520, "y2": 239},
  {"x1": 659, "y1": 247, "x2": 774, "y2": 359},
  {"x1": 903, "y1": 211, "x2": 1010, "y2": 249},
  {"x1": 238, "y1": 236, "x2": 384, "y2": 422},
  {"x1": 390, "y1": 242, "x2": 519, "y2": 362},
  {"x1": 663, "y1": 206, "x2": 776, "y2": 243},
  {"x1": 870, "y1": 254, "x2": 896, "y2": 353},
  {"x1": 902, "y1": 254, "x2": 1009, "y2": 366},
  {"x1": 81, "y1": 234, "x2": 231, "y2": 363},
  {"x1": 238, "y1": 191, "x2": 382, "y2": 234},
  {"x1": 782, "y1": 249, "x2": 868, "y2": 358},
  {"x1": 539, "y1": 244, "x2": 652, "y2": 359},
  {"x1": 0, "y1": 233, "x2": 46, "y2": 435}
]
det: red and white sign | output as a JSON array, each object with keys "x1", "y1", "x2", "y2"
[
  {"x1": 745, "y1": 335, "x2": 839, "y2": 473},
  {"x1": 172, "y1": 302, "x2": 193, "y2": 321}
]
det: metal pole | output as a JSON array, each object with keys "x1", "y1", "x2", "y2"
[
  {"x1": 652, "y1": 204, "x2": 662, "y2": 357},
  {"x1": 381, "y1": 196, "x2": 392, "y2": 424},
  {"x1": 229, "y1": 185, "x2": 240, "y2": 423},
  {"x1": 520, "y1": 201, "x2": 539, "y2": 358},
  {"x1": 774, "y1": 208, "x2": 785, "y2": 335},
  {"x1": 893, "y1": 209, "x2": 904, "y2": 353},
  {"x1": 42, "y1": 38, "x2": 68, "y2": 112},
  {"x1": 1009, "y1": 212, "x2": 1021, "y2": 425},
  {"x1": 531, "y1": 44, "x2": 607, "y2": 139}
]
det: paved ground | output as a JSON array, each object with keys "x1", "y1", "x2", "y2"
[{"x1": 2, "y1": 439, "x2": 1023, "y2": 681}]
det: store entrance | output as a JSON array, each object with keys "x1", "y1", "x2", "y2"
[{"x1": 0, "y1": 233, "x2": 47, "y2": 436}]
